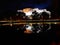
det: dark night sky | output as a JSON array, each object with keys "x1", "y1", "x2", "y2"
[{"x1": 0, "y1": 0, "x2": 51, "y2": 12}]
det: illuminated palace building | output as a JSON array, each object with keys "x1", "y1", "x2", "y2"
[{"x1": 0, "y1": 0, "x2": 60, "y2": 45}]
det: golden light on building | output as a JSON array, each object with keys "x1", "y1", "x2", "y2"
[{"x1": 22, "y1": 8, "x2": 32, "y2": 13}]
